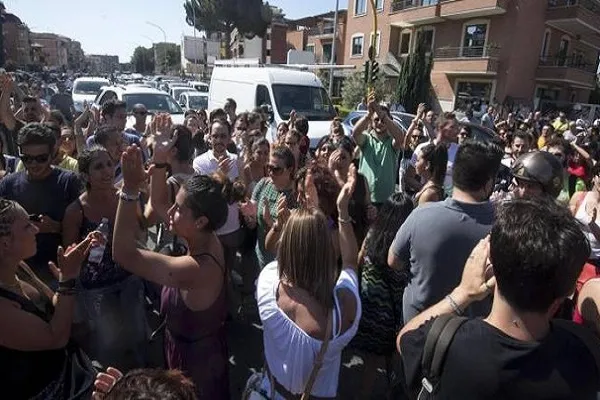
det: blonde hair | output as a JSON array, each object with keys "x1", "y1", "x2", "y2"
[{"x1": 277, "y1": 208, "x2": 338, "y2": 309}]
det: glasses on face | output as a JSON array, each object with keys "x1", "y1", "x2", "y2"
[
  {"x1": 267, "y1": 164, "x2": 284, "y2": 175},
  {"x1": 134, "y1": 111, "x2": 147, "y2": 116},
  {"x1": 20, "y1": 153, "x2": 50, "y2": 164}
]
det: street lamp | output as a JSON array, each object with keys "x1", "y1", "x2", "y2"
[
  {"x1": 328, "y1": 0, "x2": 339, "y2": 97},
  {"x1": 146, "y1": 21, "x2": 167, "y2": 73}
]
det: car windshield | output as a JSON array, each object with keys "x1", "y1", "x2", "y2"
[
  {"x1": 122, "y1": 93, "x2": 183, "y2": 114},
  {"x1": 73, "y1": 81, "x2": 106, "y2": 95},
  {"x1": 272, "y1": 84, "x2": 336, "y2": 121},
  {"x1": 188, "y1": 95, "x2": 208, "y2": 110},
  {"x1": 172, "y1": 88, "x2": 188, "y2": 100}
]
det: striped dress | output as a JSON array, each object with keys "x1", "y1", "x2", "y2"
[{"x1": 350, "y1": 256, "x2": 408, "y2": 356}]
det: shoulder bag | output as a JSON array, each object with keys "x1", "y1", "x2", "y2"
[{"x1": 243, "y1": 312, "x2": 334, "y2": 400}]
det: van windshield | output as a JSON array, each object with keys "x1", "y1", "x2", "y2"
[{"x1": 272, "y1": 85, "x2": 336, "y2": 121}]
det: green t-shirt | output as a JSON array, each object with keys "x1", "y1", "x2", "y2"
[{"x1": 358, "y1": 131, "x2": 399, "y2": 204}]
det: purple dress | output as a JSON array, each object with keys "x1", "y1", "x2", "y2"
[{"x1": 160, "y1": 253, "x2": 229, "y2": 399}]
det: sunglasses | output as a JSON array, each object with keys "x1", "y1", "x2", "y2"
[
  {"x1": 134, "y1": 111, "x2": 147, "y2": 116},
  {"x1": 20, "y1": 153, "x2": 50, "y2": 164},
  {"x1": 267, "y1": 164, "x2": 284, "y2": 175}
]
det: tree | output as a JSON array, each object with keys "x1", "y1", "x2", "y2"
[
  {"x1": 183, "y1": 0, "x2": 273, "y2": 59},
  {"x1": 395, "y1": 31, "x2": 433, "y2": 113},
  {"x1": 131, "y1": 46, "x2": 155, "y2": 75},
  {"x1": 166, "y1": 45, "x2": 181, "y2": 72},
  {"x1": 341, "y1": 68, "x2": 386, "y2": 110}
]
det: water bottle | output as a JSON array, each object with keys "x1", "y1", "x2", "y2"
[{"x1": 88, "y1": 218, "x2": 110, "y2": 265}]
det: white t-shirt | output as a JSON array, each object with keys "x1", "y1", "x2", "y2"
[
  {"x1": 256, "y1": 261, "x2": 362, "y2": 398},
  {"x1": 192, "y1": 150, "x2": 240, "y2": 235},
  {"x1": 412, "y1": 140, "x2": 459, "y2": 195}
]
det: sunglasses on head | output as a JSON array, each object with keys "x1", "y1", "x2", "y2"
[
  {"x1": 267, "y1": 164, "x2": 284, "y2": 175},
  {"x1": 20, "y1": 153, "x2": 50, "y2": 164}
]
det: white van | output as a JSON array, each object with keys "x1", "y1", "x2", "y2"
[
  {"x1": 208, "y1": 66, "x2": 336, "y2": 148},
  {"x1": 189, "y1": 81, "x2": 209, "y2": 93},
  {"x1": 72, "y1": 77, "x2": 110, "y2": 112}
]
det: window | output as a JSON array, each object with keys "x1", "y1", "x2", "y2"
[
  {"x1": 272, "y1": 84, "x2": 336, "y2": 121},
  {"x1": 306, "y1": 44, "x2": 315, "y2": 53},
  {"x1": 399, "y1": 32, "x2": 411, "y2": 55},
  {"x1": 558, "y1": 37, "x2": 570, "y2": 66},
  {"x1": 266, "y1": 49, "x2": 271, "y2": 56},
  {"x1": 256, "y1": 85, "x2": 272, "y2": 108},
  {"x1": 122, "y1": 94, "x2": 183, "y2": 114},
  {"x1": 323, "y1": 43, "x2": 333, "y2": 63},
  {"x1": 376, "y1": 0, "x2": 384, "y2": 10},
  {"x1": 540, "y1": 29, "x2": 551, "y2": 60},
  {"x1": 351, "y1": 34, "x2": 364, "y2": 57},
  {"x1": 369, "y1": 31, "x2": 381, "y2": 57},
  {"x1": 354, "y1": 0, "x2": 367, "y2": 15},
  {"x1": 461, "y1": 22, "x2": 488, "y2": 57},
  {"x1": 416, "y1": 28, "x2": 434, "y2": 52}
]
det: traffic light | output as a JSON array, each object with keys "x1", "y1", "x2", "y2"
[
  {"x1": 371, "y1": 61, "x2": 379, "y2": 84},
  {"x1": 363, "y1": 60, "x2": 371, "y2": 84}
]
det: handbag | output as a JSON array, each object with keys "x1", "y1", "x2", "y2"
[
  {"x1": 9, "y1": 263, "x2": 96, "y2": 399},
  {"x1": 243, "y1": 312, "x2": 334, "y2": 400}
]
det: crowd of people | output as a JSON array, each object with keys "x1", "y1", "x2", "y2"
[{"x1": 1, "y1": 67, "x2": 600, "y2": 400}]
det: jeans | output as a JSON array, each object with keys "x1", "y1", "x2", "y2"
[{"x1": 73, "y1": 275, "x2": 150, "y2": 372}]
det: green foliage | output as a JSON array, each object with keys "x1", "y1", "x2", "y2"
[
  {"x1": 165, "y1": 45, "x2": 181, "y2": 71},
  {"x1": 131, "y1": 47, "x2": 155, "y2": 75},
  {"x1": 395, "y1": 31, "x2": 433, "y2": 113},
  {"x1": 341, "y1": 69, "x2": 386, "y2": 110},
  {"x1": 183, "y1": 0, "x2": 273, "y2": 58}
]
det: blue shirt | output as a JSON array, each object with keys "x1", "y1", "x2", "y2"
[{"x1": 0, "y1": 168, "x2": 81, "y2": 281}]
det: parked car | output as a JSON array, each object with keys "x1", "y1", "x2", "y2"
[
  {"x1": 170, "y1": 86, "x2": 197, "y2": 104},
  {"x1": 179, "y1": 91, "x2": 209, "y2": 111},
  {"x1": 72, "y1": 77, "x2": 110, "y2": 112},
  {"x1": 93, "y1": 86, "x2": 185, "y2": 127},
  {"x1": 342, "y1": 110, "x2": 496, "y2": 143}
]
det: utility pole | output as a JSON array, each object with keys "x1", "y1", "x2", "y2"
[
  {"x1": 328, "y1": 0, "x2": 339, "y2": 97},
  {"x1": 147, "y1": 21, "x2": 167, "y2": 73},
  {"x1": 366, "y1": 0, "x2": 379, "y2": 96}
]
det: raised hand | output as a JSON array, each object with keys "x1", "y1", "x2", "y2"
[
  {"x1": 240, "y1": 200, "x2": 258, "y2": 225},
  {"x1": 92, "y1": 367, "x2": 123, "y2": 400},
  {"x1": 304, "y1": 169, "x2": 319, "y2": 210},
  {"x1": 217, "y1": 156, "x2": 232, "y2": 175},
  {"x1": 274, "y1": 194, "x2": 290, "y2": 230},
  {"x1": 417, "y1": 103, "x2": 426, "y2": 119},
  {"x1": 121, "y1": 145, "x2": 148, "y2": 193},
  {"x1": 262, "y1": 198, "x2": 274, "y2": 228},
  {"x1": 155, "y1": 113, "x2": 172, "y2": 137},
  {"x1": 152, "y1": 127, "x2": 177, "y2": 164},
  {"x1": 337, "y1": 164, "x2": 357, "y2": 213},
  {"x1": 49, "y1": 231, "x2": 101, "y2": 281},
  {"x1": 457, "y1": 237, "x2": 495, "y2": 302}
]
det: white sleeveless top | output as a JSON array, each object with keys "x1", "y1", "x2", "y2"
[
  {"x1": 256, "y1": 261, "x2": 362, "y2": 398},
  {"x1": 575, "y1": 192, "x2": 600, "y2": 260}
]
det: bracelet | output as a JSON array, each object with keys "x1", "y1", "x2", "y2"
[
  {"x1": 56, "y1": 287, "x2": 77, "y2": 296},
  {"x1": 338, "y1": 216, "x2": 353, "y2": 224},
  {"x1": 119, "y1": 190, "x2": 140, "y2": 202},
  {"x1": 446, "y1": 294, "x2": 463, "y2": 316},
  {"x1": 58, "y1": 278, "x2": 76, "y2": 290},
  {"x1": 153, "y1": 162, "x2": 169, "y2": 169}
]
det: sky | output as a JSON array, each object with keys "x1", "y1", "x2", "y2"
[{"x1": 4, "y1": 0, "x2": 344, "y2": 63}]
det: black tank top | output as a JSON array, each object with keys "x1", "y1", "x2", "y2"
[{"x1": 0, "y1": 286, "x2": 66, "y2": 398}]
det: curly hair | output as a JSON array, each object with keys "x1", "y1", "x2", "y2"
[{"x1": 105, "y1": 368, "x2": 196, "y2": 400}]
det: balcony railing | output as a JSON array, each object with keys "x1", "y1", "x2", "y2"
[
  {"x1": 434, "y1": 45, "x2": 500, "y2": 58},
  {"x1": 307, "y1": 25, "x2": 336, "y2": 37},
  {"x1": 547, "y1": 0, "x2": 600, "y2": 13},
  {"x1": 539, "y1": 55, "x2": 597, "y2": 73},
  {"x1": 391, "y1": 0, "x2": 444, "y2": 12}
]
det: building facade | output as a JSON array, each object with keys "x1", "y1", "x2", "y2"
[
  {"x1": 181, "y1": 35, "x2": 221, "y2": 75},
  {"x1": 86, "y1": 54, "x2": 119, "y2": 74},
  {"x1": 2, "y1": 13, "x2": 31, "y2": 67},
  {"x1": 287, "y1": 10, "x2": 348, "y2": 65},
  {"x1": 344, "y1": 0, "x2": 600, "y2": 113},
  {"x1": 29, "y1": 32, "x2": 72, "y2": 69}
]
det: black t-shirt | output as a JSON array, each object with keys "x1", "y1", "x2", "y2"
[
  {"x1": 0, "y1": 168, "x2": 81, "y2": 282},
  {"x1": 401, "y1": 318, "x2": 599, "y2": 400}
]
